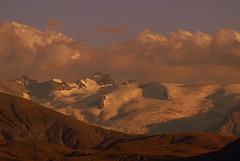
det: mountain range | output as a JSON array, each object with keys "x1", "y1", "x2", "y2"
[{"x1": 1, "y1": 72, "x2": 240, "y2": 138}]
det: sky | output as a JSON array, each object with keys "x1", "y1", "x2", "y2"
[
  {"x1": 1, "y1": 0, "x2": 240, "y2": 46},
  {"x1": 0, "y1": 1, "x2": 240, "y2": 84}
]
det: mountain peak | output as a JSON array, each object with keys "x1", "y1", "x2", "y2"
[
  {"x1": 51, "y1": 78, "x2": 63, "y2": 84},
  {"x1": 92, "y1": 72, "x2": 115, "y2": 86},
  {"x1": 93, "y1": 72, "x2": 105, "y2": 78}
]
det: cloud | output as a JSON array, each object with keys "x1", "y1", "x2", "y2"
[
  {"x1": 1, "y1": 21, "x2": 240, "y2": 84},
  {"x1": 88, "y1": 27, "x2": 240, "y2": 83},
  {"x1": 47, "y1": 18, "x2": 63, "y2": 31},
  {"x1": 0, "y1": 21, "x2": 82, "y2": 80},
  {"x1": 91, "y1": 24, "x2": 128, "y2": 35}
]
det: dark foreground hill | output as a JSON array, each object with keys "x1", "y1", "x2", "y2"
[
  {"x1": 0, "y1": 92, "x2": 237, "y2": 161},
  {"x1": 184, "y1": 137, "x2": 240, "y2": 161}
]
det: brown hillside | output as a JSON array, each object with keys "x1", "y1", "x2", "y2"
[
  {"x1": 0, "y1": 92, "x2": 124, "y2": 150},
  {"x1": 0, "y1": 92, "x2": 236, "y2": 161}
]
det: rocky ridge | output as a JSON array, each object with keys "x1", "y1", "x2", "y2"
[{"x1": 1, "y1": 74, "x2": 240, "y2": 137}]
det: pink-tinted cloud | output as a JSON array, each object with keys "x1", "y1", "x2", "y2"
[
  {"x1": 91, "y1": 24, "x2": 128, "y2": 35},
  {"x1": 47, "y1": 18, "x2": 63, "y2": 31},
  {"x1": 1, "y1": 21, "x2": 240, "y2": 84},
  {"x1": 89, "y1": 27, "x2": 240, "y2": 83}
]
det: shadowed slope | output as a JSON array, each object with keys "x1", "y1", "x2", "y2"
[
  {"x1": 0, "y1": 92, "x2": 125, "y2": 150},
  {"x1": 0, "y1": 92, "x2": 237, "y2": 160},
  {"x1": 185, "y1": 137, "x2": 240, "y2": 161},
  {"x1": 0, "y1": 140, "x2": 73, "y2": 161},
  {"x1": 218, "y1": 105, "x2": 240, "y2": 137}
]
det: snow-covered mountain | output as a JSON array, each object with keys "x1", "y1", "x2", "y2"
[{"x1": 1, "y1": 73, "x2": 240, "y2": 136}]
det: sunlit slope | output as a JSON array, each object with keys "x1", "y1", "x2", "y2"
[
  {"x1": 41, "y1": 80, "x2": 240, "y2": 135},
  {"x1": 1, "y1": 74, "x2": 240, "y2": 135}
]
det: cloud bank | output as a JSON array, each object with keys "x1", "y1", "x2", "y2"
[{"x1": 1, "y1": 21, "x2": 240, "y2": 84}]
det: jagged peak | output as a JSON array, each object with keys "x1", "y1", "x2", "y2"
[
  {"x1": 20, "y1": 75, "x2": 37, "y2": 83},
  {"x1": 92, "y1": 72, "x2": 115, "y2": 86},
  {"x1": 93, "y1": 72, "x2": 105, "y2": 78},
  {"x1": 6, "y1": 75, "x2": 37, "y2": 86},
  {"x1": 51, "y1": 78, "x2": 63, "y2": 84},
  {"x1": 21, "y1": 75, "x2": 34, "y2": 80}
]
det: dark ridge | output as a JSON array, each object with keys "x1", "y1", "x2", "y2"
[
  {"x1": 0, "y1": 92, "x2": 237, "y2": 161},
  {"x1": 0, "y1": 92, "x2": 123, "y2": 149},
  {"x1": 184, "y1": 137, "x2": 240, "y2": 161}
]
